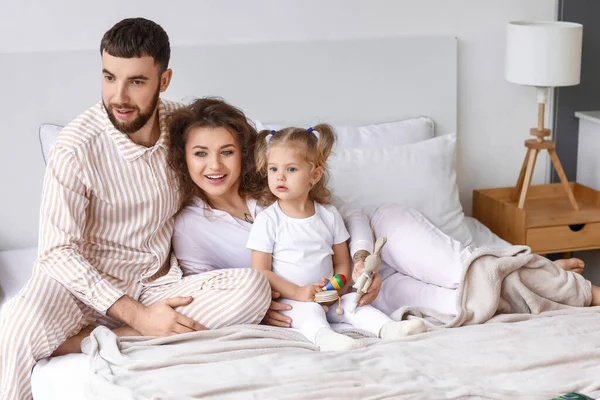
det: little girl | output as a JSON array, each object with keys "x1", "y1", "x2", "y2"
[{"x1": 247, "y1": 124, "x2": 426, "y2": 351}]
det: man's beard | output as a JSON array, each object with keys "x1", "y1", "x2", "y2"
[{"x1": 104, "y1": 85, "x2": 161, "y2": 135}]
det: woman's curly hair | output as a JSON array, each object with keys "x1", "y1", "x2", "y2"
[{"x1": 167, "y1": 97, "x2": 263, "y2": 210}]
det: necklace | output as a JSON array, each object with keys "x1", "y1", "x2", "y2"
[{"x1": 243, "y1": 212, "x2": 254, "y2": 224}]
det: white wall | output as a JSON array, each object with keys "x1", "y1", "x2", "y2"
[{"x1": 0, "y1": 0, "x2": 556, "y2": 250}]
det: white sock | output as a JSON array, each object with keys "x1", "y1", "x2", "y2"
[
  {"x1": 379, "y1": 319, "x2": 427, "y2": 340},
  {"x1": 314, "y1": 328, "x2": 366, "y2": 352}
]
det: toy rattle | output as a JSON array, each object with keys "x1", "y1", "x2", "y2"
[
  {"x1": 314, "y1": 274, "x2": 346, "y2": 317},
  {"x1": 349, "y1": 237, "x2": 387, "y2": 313}
]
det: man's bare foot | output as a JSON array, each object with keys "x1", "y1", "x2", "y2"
[
  {"x1": 52, "y1": 325, "x2": 142, "y2": 356},
  {"x1": 555, "y1": 258, "x2": 585, "y2": 274},
  {"x1": 52, "y1": 326, "x2": 95, "y2": 356},
  {"x1": 112, "y1": 326, "x2": 142, "y2": 336}
]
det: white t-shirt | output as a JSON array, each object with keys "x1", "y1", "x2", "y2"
[
  {"x1": 246, "y1": 201, "x2": 350, "y2": 286},
  {"x1": 172, "y1": 195, "x2": 371, "y2": 276}
]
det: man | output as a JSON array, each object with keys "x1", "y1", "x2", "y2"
[{"x1": 0, "y1": 18, "x2": 270, "y2": 400}]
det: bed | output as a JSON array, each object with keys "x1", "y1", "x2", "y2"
[
  {"x1": 2, "y1": 219, "x2": 508, "y2": 400},
  {"x1": 2, "y1": 35, "x2": 600, "y2": 399}
]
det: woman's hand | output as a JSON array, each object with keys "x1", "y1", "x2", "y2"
[
  {"x1": 352, "y1": 259, "x2": 382, "y2": 307},
  {"x1": 261, "y1": 291, "x2": 292, "y2": 328}
]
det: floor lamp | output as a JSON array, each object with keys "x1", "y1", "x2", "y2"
[{"x1": 505, "y1": 21, "x2": 583, "y2": 210}]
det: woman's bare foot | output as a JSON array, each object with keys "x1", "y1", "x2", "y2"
[
  {"x1": 591, "y1": 284, "x2": 600, "y2": 306},
  {"x1": 52, "y1": 325, "x2": 142, "y2": 356},
  {"x1": 555, "y1": 258, "x2": 585, "y2": 274}
]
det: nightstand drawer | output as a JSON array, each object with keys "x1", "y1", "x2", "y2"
[
  {"x1": 526, "y1": 222, "x2": 600, "y2": 253},
  {"x1": 474, "y1": 183, "x2": 600, "y2": 254}
]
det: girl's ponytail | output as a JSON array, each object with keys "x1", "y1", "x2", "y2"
[
  {"x1": 255, "y1": 129, "x2": 277, "y2": 206},
  {"x1": 255, "y1": 129, "x2": 272, "y2": 177},
  {"x1": 312, "y1": 124, "x2": 336, "y2": 168},
  {"x1": 307, "y1": 124, "x2": 336, "y2": 205}
]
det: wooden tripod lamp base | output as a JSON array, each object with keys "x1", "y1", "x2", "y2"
[
  {"x1": 505, "y1": 21, "x2": 583, "y2": 211},
  {"x1": 513, "y1": 96, "x2": 579, "y2": 211}
]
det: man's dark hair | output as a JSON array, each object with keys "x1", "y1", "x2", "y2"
[{"x1": 100, "y1": 18, "x2": 170, "y2": 73}]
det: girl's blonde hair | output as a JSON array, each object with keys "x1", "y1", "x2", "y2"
[{"x1": 255, "y1": 123, "x2": 336, "y2": 206}]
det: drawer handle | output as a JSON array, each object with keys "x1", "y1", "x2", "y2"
[{"x1": 569, "y1": 223, "x2": 585, "y2": 232}]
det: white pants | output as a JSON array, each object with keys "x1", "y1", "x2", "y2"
[
  {"x1": 367, "y1": 205, "x2": 474, "y2": 316},
  {"x1": 279, "y1": 293, "x2": 390, "y2": 342}
]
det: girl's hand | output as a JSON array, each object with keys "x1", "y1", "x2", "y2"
[
  {"x1": 295, "y1": 283, "x2": 324, "y2": 302},
  {"x1": 261, "y1": 291, "x2": 292, "y2": 328},
  {"x1": 319, "y1": 276, "x2": 344, "y2": 305}
]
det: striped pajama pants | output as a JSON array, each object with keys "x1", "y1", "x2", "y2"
[{"x1": 0, "y1": 268, "x2": 270, "y2": 400}]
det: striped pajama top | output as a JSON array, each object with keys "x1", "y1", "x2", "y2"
[{"x1": 34, "y1": 99, "x2": 183, "y2": 314}]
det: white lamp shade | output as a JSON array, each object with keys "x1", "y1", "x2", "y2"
[{"x1": 505, "y1": 21, "x2": 583, "y2": 87}]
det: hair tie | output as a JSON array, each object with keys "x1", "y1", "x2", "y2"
[
  {"x1": 307, "y1": 127, "x2": 320, "y2": 139},
  {"x1": 265, "y1": 130, "x2": 276, "y2": 144}
]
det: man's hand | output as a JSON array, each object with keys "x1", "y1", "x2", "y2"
[
  {"x1": 135, "y1": 296, "x2": 207, "y2": 336},
  {"x1": 108, "y1": 295, "x2": 206, "y2": 336},
  {"x1": 261, "y1": 291, "x2": 292, "y2": 328}
]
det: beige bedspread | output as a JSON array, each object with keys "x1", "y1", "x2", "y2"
[
  {"x1": 391, "y1": 245, "x2": 594, "y2": 326},
  {"x1": 84, "y1": 245, "x2": 600, "y2": 400}
]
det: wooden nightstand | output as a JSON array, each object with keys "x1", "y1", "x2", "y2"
[{"x1": 473, "y1": 183, "x2": 600, "y2": 254}]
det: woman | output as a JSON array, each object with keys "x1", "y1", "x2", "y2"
[{"x1": 167, "y1": 97, "x2": 599, "y2": 326}]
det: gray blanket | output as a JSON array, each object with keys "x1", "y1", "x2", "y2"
[
  {"x1": 391, "y1": 245, "x2": 594, "y2": 326},
  {"x1": 84, "y1": 245, "x2": 600, "y2": 400}
]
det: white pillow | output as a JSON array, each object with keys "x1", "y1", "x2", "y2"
[
  {"x1": 328, "y1": 133, "x2": 472, "y2": 245},
  {"x1": 254, "y1": 117, "x2": 434, "y2": 150},
  {"x1": 39, "y1": 123, "x2": 64, "y2": 165}
]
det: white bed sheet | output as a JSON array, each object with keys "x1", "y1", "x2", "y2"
[{"x1": 29, "y1": 216, "x2": 505, "y2": 400}]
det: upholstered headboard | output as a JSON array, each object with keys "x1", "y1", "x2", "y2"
[{"x1": 167, "y1": 36, "x2": 457, "y2": 133}]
